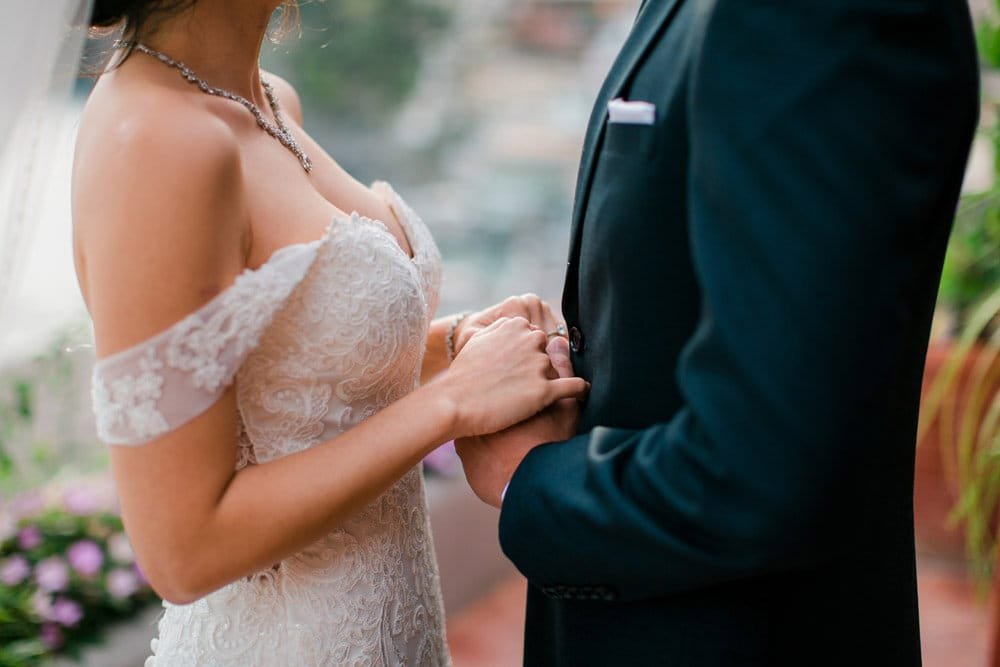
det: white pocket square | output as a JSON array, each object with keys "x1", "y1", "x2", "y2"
[{"x1": 607, "y1": 98, "x2": 656, "y2": 125}]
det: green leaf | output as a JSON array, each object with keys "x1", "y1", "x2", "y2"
[{"x1": 12, "y1": 382, "x2": 31, "y2": 422}]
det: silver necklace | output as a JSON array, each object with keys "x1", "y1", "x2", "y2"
[{"x1": 134, "y1": 43, "x2": 313, "y2": 173}]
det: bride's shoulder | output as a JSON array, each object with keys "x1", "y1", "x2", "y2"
[
  {"x1": 74, "y1": 73, "x2": 246, "y2": 251},
  {"x1": 73, "y1": 75, "x2": 249, "y2": 360},
  {"x1": 77, "y1": 72, "x2": 241, "y2": 178}
]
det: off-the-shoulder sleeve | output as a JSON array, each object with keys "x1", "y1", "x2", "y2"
[{"x1": 91, "y1": 243, "x2": 319, "y2": 446}]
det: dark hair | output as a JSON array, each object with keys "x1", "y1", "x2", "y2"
[
  {"x1": 88, "y1": 1, "x2": 298, "y2": 66},
  {"x1": 90, "y1": 0, "x2": 195, "y2": 37}
]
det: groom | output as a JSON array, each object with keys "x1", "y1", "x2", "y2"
[{"x1": 456, "y1": 0, "x2": 979, "y2": 665}]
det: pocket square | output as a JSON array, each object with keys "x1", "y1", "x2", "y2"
[{"x1": 607, "y1": 98, "x2": 656, "y2": 125}]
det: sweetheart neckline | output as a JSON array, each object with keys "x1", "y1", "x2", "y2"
[
  {"x1": 257, "y1": 209, "x2": 417, "y2": 274},
  {"x1": 252, "y1": 179, "x2": 420, "y2": 272}
]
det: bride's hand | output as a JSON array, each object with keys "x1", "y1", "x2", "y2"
[
  {"x1": 437, "y1": 316, "x2": 588, "y2": 438},
  {"x1": 454, "y1": 336, "x2": 581, "y2": 507},
  {"x1": 453, "y1": 294, "x2": 564, "y2": 357}
]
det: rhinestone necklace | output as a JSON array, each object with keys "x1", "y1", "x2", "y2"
[{"x1": 134, "y1": 43, "x2": 313, "y2": 172}]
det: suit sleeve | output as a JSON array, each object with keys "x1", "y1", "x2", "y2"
[{"x1": 498, "y1": 0, "x2": 978, "y2": 602}]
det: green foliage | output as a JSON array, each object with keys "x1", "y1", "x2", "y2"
[
  {"x1": 921, "y1": 6, "x2": 1000, "y2": 590},
  {"x1": 978, "y1": 22, "x2": 1000, "y2": 69},
  {"x1": 0, "y1": 377, "x2": 36, "y2": 495},
  {"x1": 921, "y1": 289, "x2": 1000, "y2": 590},
  {"x1": 13, "y1": 383, "x2": 32, "y2": 422},
  {"x1": 937, "y1": 2, "x2": 1000, "y2": 333},
  {"x1": 941, "y1": 186, "x2": 1000, "y2": 326},
  {"x1": 263, "y1": 0, "x2": 451, "y2": 127},
  {"x1": 0, "y1": 325, "x2": 107, "y2": 498},
  {"x1": 979, "y1": 0, "x2": 1000, "y2": 69}
]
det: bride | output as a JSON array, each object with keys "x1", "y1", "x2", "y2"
[{"x1": 72, "y1": 0, "x2": 587, "y2": 664}]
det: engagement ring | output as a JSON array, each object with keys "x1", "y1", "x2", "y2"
[{"x1": 547, "y1": 324, "x2": 569, "y2": 339}]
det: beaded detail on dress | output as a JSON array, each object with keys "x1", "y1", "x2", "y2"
[{"x1": 91, "y1": 182, "x2": 449, "y2": 666}]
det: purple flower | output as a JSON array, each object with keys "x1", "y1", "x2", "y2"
[
  {"x1": 17, "y1": 525, "x2": 43, "y2": 550},
  {"x1": 35, "y1": 557, "x2": 69, "y2": 592},
  {"x1": 67, "y1": 540, "x2": 103, "y2": 577},
  {"x1": 423, "y1": 441, "x2": 462, "y2": 476},
  {"x1": 39, "y1": 622, "x2": 63, "y2": 649},
  {"x1": 0, "y1": 555, "x2": 31, "y2": 586},
  {"x1": 50, "y1": 597, "x2": 83, "y2": 627},
  {"x1": 107, "y1": 533, "x2": 134, "y2": 564},
  {"x1": 62, "y1": 487, "x2": 102, "y2": 516},
  {"x1": 107, "y1": 568, "x2": 140, "y2": 599}
]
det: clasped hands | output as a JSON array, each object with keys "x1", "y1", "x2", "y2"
[{"x1": 451, "y1": 295, "x2": 582, "y2": 508}]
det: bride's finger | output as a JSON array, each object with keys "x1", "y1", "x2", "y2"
[
  {"x1": 518, "y1": 293, "x2": 546, "y2": 327},
  {"x1": 478, "y1": 316, "x2": 546, "y2": 351},
  {"x1": 538, "y1": 300, "x2": 563, "y2": 338},
  {"x1": 528, "y1": 328, "x2": 549, "y2": 351},
  {"x1": 477, "y1": 315, "x2": 515, "y2": 335}
]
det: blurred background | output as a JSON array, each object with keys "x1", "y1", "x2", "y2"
[{"x1": 0, "y1": 0, "x2": 998, "y2": 665}]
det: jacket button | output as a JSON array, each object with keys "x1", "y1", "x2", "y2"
[{"x1": 569, "y1": 327, "x2": 585, "y2": 354}]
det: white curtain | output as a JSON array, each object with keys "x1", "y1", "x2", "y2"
[{"x1": 0, "y1": 1, "x2": 92, "y2": 338}]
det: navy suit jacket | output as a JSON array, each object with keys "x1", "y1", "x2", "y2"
[{"x1": 498, "y1": 1, "x2": 979, "y2": 664}]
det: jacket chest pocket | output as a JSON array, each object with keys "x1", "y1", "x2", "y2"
[{"x1": 602, "y1": 121, "x2": 659, "y2": 160}]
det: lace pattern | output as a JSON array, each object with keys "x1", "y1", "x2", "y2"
[
  {"x1": 91, "y1": 246, "x2": 317, "y2": 445},
  {"x1": 91, "y1": 183, "x2": 449, "y2": 665},
  {"x1": 148, "y1": 469, "x2": 448, "y2": 666}
]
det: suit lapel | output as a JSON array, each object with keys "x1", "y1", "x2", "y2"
[{"x1": 565, "y1": 0, "x2": 683, "y2": 268}]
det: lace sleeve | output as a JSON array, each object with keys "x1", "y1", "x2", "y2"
[{"x1": 91, "y1": 243, "x2": 319, "y2": 446}]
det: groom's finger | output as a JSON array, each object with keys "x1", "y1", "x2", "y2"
[{"x1": 548, "y1": 376, "x2": 590, "y2": 402}]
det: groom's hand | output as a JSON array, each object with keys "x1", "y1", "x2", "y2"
[
  {"x1": 455, "y1": 336, "x2": 581, "y2": 508},
  {"x1": 454, "y1": 294, "x2": 563, "y2": 356}
]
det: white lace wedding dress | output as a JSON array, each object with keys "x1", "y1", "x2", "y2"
[{"x1": 91, "y1": 182, "x2": 451, "y2": 666}]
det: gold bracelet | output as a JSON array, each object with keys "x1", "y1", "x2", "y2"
[{"x1": 446, "y1": 312, "x2": 472, "y2": 363}]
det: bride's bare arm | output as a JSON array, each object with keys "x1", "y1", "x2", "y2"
[{"x1": 74, "y1": 108, "x2": 587, "y2": 606}]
